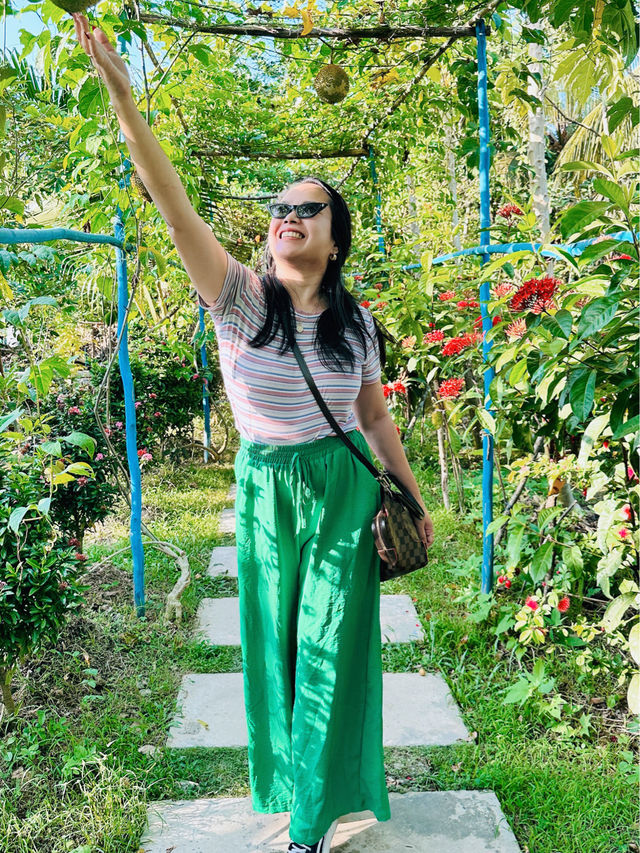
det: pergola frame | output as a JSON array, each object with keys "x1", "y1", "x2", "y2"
[{"x1": 1, "y1": 5, "x2": 510, "y2": 616}]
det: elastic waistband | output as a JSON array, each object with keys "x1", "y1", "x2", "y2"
[{"x1": 238, "y1": 429, "x2": 365, "y2": 464}]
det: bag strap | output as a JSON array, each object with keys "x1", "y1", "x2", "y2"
[{"x1": 291, "y1": 339, "x2": 425, "y2": 519}]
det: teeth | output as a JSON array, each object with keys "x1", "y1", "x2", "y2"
[{"x1": 280, "y1": 231, "x2": 303, "y2": 238}]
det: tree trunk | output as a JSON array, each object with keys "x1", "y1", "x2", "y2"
[{"x1": 526, "y1": 25, "x2": 551, "y2": 248}]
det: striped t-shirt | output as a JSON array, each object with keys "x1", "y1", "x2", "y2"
[{"x1": 198, "y1": 250, "x2": 381, "y2": 444}]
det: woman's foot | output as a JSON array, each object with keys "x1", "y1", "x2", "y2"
[{"x1": 288, "y1": 818, "x2": 339, "y2": 852}]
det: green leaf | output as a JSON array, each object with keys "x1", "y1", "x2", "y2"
[
  {"x1": 569, "y1": 368, "x2": 596, "y2": 422},
  {"x1": 602, "y1": 593, "x2": 636, "y2": 633},
  {"x1": 40, "y1": 440, "x2": 62, "y2": 456},
  {"x1": 530, "y1": 541, "x2": 553, "y2": 584},
  {"x1": 476, "y1": 407, "x2": 496, "y2": 435},
  {"x1": 593, "y1": 178, "x2": 629, "y2": 213},
  {"x1": 608, "y1": 97, "x2": 634, "y2": 133},
  {"x1": 612, "y1": 414, "x2": 640, "y2": 441},
  {"x1": 577, "y1": 294, "x2": 619, "y2": 338},
  {"x1": 37, "y1": 498, "x2": 51, "y2": 515},
  {"x1": 0, "y1": 408, "x2": 22, "y2": 433},
  {"x1": 66, "y1": 461, "x2": 93, "y2": 475},
  {"x1": 558, "y1": 201, "x2": 610, "y2": 240},
  {"x1": 557, "y1": 161, "x2": 615, "y2": 180},
  {"x1": 551, "y1": 309, "x2": 573, "y2": 339},
  {"x1": 62, "y1": 432, "x2": 96, "y2": 458},
  {"x1": 8, "y1": 506, "x2": 29, "y2": 533}
]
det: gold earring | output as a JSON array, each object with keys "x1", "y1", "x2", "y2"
[{"x1": 329, "y1": 252, "x2": 338, "y2": 261}]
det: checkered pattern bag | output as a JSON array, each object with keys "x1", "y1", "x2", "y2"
[{"x1": 292, "y1": 341, "x2": 429, "y2": 584}]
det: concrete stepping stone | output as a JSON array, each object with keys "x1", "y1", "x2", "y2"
[
  {"x1": 207, "y1": 545, "x2": 238, "y2": 577},
  {"x1": 217, "y1": 507, "x2": 236, "y2": 535},
  {"x1": 139, "y1": 790, "x2": 521, "y2": 852},
  {"x1": 193, "y1": 594, "x2": 424, "y2": 647},
  {"x1": 227, "y1": 482, "x2": 237, "y2": 500},
  {"x1": 166, "y1": 672, "x2": 473, "y2": 749}
]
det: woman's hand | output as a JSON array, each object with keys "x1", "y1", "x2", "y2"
[
  {"x1": 414, "y1": 501, "x2": 435, "y2": 551},
  {"x1": 71, "y1": 14, "x2": 133, "y2": 106}
]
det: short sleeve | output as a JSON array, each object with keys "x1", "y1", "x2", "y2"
[
  {"x1": 360, "y1": 307, "x2": 382, "y2": 384},
  {"x1": 196, "y1": 250, "x2": 262, "y2": 317}
]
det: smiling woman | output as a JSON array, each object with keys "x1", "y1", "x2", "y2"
[{"x1": 68, "y1": 17, "x2": 434, "y2": 850}]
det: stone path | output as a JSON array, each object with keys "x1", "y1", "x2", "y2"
[{"x1": 140, "y1": 483, "x2": 521, "y2": 852}]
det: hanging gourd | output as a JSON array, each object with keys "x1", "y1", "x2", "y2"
[
  {"x1": 132, "y1": 170, "x2": 152, "y2": 203},
  {"x1": 313, "y1": 63, "x2": 350, "y2": 104},
  {"x1": 51, "y1": 0, "x2": 96, "y2": 12}
]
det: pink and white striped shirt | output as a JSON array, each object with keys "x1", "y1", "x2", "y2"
[{"x1": 198, "y1": 250, "x2": 381, "y2": 444}]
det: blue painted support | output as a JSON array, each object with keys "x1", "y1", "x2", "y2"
[
  {"x1": 114, "y1": 215, "x2": 145, "y2": 616},
  {"x1": 367, "y1": 144, "x2": 386, "y2": 258},
  {"x1": 0, "y1": 227, "x2": 124, "y2": 250},
  {"x1": 114, "y1": 23, "x2": 145, "y2": 616},
  {"x1": 198, "y1": 305, "x2": 211, "y2": 462},
  {"x1": 476, "y1": 18, "x2": 495, "y2": 596}
]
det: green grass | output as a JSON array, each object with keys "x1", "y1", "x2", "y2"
[{"x1": 0, "y1": 445, "x2": 637, "y2": 853}]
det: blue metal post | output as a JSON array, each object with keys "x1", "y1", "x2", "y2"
[
  {"x1": 476, "y1": 18, "x2": 495, "y2": 595},
  {"x1": 367, "y1": 143, "x2": 386, "y2": 258},
  {"x1": 114, "y1": 216, "x2": 145, "y2": 616},
  {"x1": 114, "y1": 25, "x2": 145, "y2": 616},
  {"x1": 198, "y1": 305, "x2": 211, "y2": 462}
]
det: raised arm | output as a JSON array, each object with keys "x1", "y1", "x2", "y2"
[{"x1": 71, "y1": 14, "x2": 227, "y2": 305}]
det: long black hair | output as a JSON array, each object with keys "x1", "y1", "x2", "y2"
[{"x1": 248, "y1": 175, "x2": 394, "y2": 374}]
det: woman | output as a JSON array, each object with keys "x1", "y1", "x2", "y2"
[{"x1": 73, "y1": 17, "x2": 435, "y2": 852}]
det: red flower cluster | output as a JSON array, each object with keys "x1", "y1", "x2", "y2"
[
  {"x1": 438, "y1": 290, "x2": 456, "y2": 301},
  {"x1": 442, "y1": 334, "x2": 477, "y2": 356},
  {"x1": 498, "y1": 203, "x2": 524, "y2": 219},
  {"x1": 423, "y1": 329, "x2": 444, "y2": 344},
  {"x1": 360, "y1": 300, "x2": 371, "y2": 308},
  {"x1": 438, "y1": 378, "x2": 465, "y2": 398},
  {"x1": 382, "y1": 380, "x2": 407, "y2": 397},
  {"x1": 557, "y1": 596, "x2": 570, "y2": 612},
  {"x1": 510, "y1": 276, "x2": 560, "y2": 312},
  {"x1": 456, "y1": 299, "x2": 479, "y2": 308}
]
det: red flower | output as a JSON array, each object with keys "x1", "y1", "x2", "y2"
[
  {"x1": 382, "y1": 384, "x2": 392, "y2": 398},
  {"x1": 392, "y1": 380, "x2": 407, "y2": 395},
  {"x1": 622, "y1": 504, "x2": 632, "y2": 521},
  {"x1": 610, "y1": 253, "x2": 632, "y2": 261},
  {"x1": 396, "y1": 425, "x2": 401, "y2": 434},
  {"x1": 424, "y1": 330, "x2": 444, "y2": 344},
  {"x1": 557, "y1": 596, "x2": 570, "y2": 612},
  {"x1": 74, "y1": 552, "x2": 87, "y2": 562},
  {"x1": 360, "y1": 300, "x2": 371, "y2": 308},
  {"x1": 498, "y1": 203, "x2": 524, "y2": 219},
  {"x1": 438, "y1": 290, "x2": 456, "y2": 301},
  {"x1": 510, "y1": 277, "x2": 560, "y2": 312},
  {"x1": 375, "y1": 300, "x2": 388, "y2": 309},
  {"x1": 442, "y1": 336, "x2": 473, "y2": 356},
  {"x1": 67, "y1": 406, "x2": 81, "y2": 415},
  {"x1": 525, "y1": 596, "x2": 539, "y2": 610},
  {"x1": 437, "y1": 378, "x2": 465, "y2": 398},
  {"x1": 353, "y1": 274, "x2": 363, "y2": 281},
  {"x1": 68, "y1": 537, "x2": 80, "y2": 547}
]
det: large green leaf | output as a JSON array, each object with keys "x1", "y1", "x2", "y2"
[
  {"x1": 569, "y1": 368, "x2": 597, "y2": 422},
  {"x1": 577, "y1": 294, "x2": 620, "y2": 339},
  {"x1": 558, "y1": 201, "x2": 610, "y2": 240}
]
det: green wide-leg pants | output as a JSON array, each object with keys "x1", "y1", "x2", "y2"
[{"x1": 233, "y1": 429, "x2": 391, "y2": 846}]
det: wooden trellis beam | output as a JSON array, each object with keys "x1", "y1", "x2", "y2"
[{"x1": 136, "y1": 14, "x2": 490, "y2": 42}]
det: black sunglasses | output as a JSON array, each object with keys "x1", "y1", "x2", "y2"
[{"x1": 266, "y1": 201, "x2": 330, "y2": 219}]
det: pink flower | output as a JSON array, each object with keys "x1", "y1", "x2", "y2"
[
  {"x1": 154, "y1": 411, "x2": 161, "y2": 418},
  {"x1": 115, "y1": 421, "x2": 123, "y2": 430},
  {"x1": 68, "y1": 406, "x2": 81, "y2": 415},
  {"x1": 557, "y1": 596, "x2": 570, "y2": 612},
  {"x1": 525, "y1": 596, "x2": 539, "y2": 610},
  {"x1": 135, "y1": 401, "x2": 142, "y2": 409},
  {"x1": 494, "y1": 282, "x2": 514, "y2": 297},
  {"x1": 104, "y1": 428, "x2": 111, "y2": 437},
  {"x1": 505, "y1": 318, "x2": 527, "y2": 339},
  {"x1": 424, "y1": 330, "x2": 444, "y2": 344},
  {"x1": 95, "y1": 453, "x2": 104, "y2": 461},
  {"x1": 76, "y1": 476, "x2": 88, "y2": 488},
  {"x1": 401, "y1": 335, "x2": 417, "y2": 350},
  {"x1": 140, "y1": 452, "x2": 153, "y2": 463},
  {"x1": 622, "y1": 505, "x2": 632, "y2": 521},
  {"x1": 148, "y1": 392, "x2": 157, "y2": 399},
  {"x1": 618, "y1": 528, "x2": 629, "y2": 539},
  {"x1": 353, "y1": 274, "x2": 363, "y2": 281}
]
